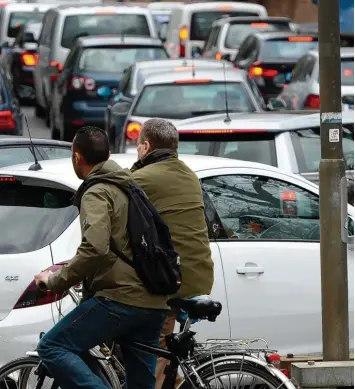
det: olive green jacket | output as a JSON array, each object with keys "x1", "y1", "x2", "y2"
[
  {"x1": 48, "y1": 159, "x2": 168, "y2": 309},
  {"x1": 132, "y1": 151, "x2": 214, "y2": 298}
]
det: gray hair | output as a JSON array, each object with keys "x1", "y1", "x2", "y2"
[{"x1": 139, "y1": 118, "x2": 179, "y2": 151}]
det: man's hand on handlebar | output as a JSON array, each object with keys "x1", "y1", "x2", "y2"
[{"x1": 34, "y1": 270, "x2": 51, "y2": 290}]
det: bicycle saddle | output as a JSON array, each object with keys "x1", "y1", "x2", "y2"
[{"x1": 167, "y1": 298, "x2": 222, "y2": 322}]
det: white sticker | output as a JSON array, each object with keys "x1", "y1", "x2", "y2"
[{"x1": 329, "y1": 128, "x2": 340, "y2": 142}]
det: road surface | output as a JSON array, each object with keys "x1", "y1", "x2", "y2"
[{"x1": 22, "y1": 106, "x2": 50, "y2": 139}]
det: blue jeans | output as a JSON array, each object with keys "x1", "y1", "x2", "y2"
[{"x1": 37, "y1": 297, "x2": 166, "y2": 389}]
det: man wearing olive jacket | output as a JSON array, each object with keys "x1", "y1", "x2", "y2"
[{"x1": 131, "y1": 118, "x2": 214, "y2": 389}]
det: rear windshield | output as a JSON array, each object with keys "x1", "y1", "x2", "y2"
[
  {"x1": 190, "y1": 11, "x2": 260, "y2": 41},
  {"x1": 178, "y1": 132, "x2": 277, "y2": 166},
  {"x1": 61, "y1": 14, "x2": 150, "y2": 49},
  {"x1": 0, "y1": 180, "x2": 78, "y2": 254},
  {"x1": 225, "y1": 22, "x2": 292, "y2": 49},
  {"x1": 291, "y1": 127, "x2": 354, "y2": 172},
  {"x1": 7, "y1": 12, "x2": 44, "y2": 38},
  {"x1": 133, "y1": 82, "x2": 255, "y2": 119},
  {"x1": 260, "y1": 39, "x2": 318, "y2": 60},
  {"x1": 78, "y1": 46, "x2": 168, "y2": 73}
]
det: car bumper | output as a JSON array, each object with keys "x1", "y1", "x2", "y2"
[{"x1": 0, "y1": 296, "x2": 75, "y2": 367}]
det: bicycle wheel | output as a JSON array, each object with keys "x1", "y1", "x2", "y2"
[
  {"x1": 179, "y1": 361, "x2": 293, "y2": 389},
  {"x1": 0, "y1": 355, "x2": 121, "y2": 389}
]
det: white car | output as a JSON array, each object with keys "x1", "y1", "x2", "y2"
[{"x1": 0, "y1": 154, "x2": 353, "y2": 367}]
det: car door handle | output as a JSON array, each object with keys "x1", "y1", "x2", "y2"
[{"x1": 236, "y1": 266, "x2": 264, "y2": 275}]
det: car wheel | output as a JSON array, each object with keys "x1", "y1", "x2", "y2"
[
  {"x1": 50, "y1": 106, "x2": 60, "y2": 140},
  {"x1": 35, "y1": 101, "x2": 45, "y2": 118}
]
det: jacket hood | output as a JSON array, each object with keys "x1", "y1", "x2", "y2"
[{"x1": 87, "y1": 159, "x2": 134, "y2": 188}]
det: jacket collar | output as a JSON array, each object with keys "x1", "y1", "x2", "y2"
[{"x1": 131, "y1": 149, "x2": 177, "y2": 172}]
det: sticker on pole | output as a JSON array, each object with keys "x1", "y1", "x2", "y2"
[
  {"x1": 321, "y1": 112, "x2": 342, "y2": 124},
  {"x1": 329, "y1": 128, "x2": 340, "y2": 142}
]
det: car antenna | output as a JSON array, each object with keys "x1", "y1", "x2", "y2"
[
  {"x1": 222, "y1": 61, "x2": 231, "y2": 123},
  {"x1": 25, "y1": 116, "x2": 42, "y2": 171}
]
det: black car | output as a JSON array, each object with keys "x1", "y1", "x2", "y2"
[
  {"x1": 1, "y1": 22, "x2": 41, "y2": 101},
  {"x1": 50, "y1": 35, "x2": 169, "y2": 141},
  {"x1": 0, "y1": 136, "x2": 71, "y2": 168},
  {"x1": 233, "y1": 31, "x2": 318, "y2": 102}
]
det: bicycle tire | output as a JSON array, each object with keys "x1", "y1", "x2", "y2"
[
  {"x1": 178, "y1": 360, "x2": 292, "y2": 389},
  {"x1": 0, "y1": 355, "x2": 121, "y2": 389}
]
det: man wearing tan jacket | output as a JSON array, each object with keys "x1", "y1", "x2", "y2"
[{"x1": 131, "y1": 118, "x2": 214, "y2": 389}]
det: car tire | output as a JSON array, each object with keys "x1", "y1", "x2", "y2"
[
  {"x1": 35, "y1": 101, "x2": 45, "y2": 118},
  {"x1": 50, "y1": 106, "x2": 60, "y2": 140}
]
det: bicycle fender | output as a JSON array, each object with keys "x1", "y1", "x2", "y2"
[{"x1": 177, "y1": 355, "x2": 297, "y2": 389}]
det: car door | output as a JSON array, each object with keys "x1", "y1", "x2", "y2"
[{"x1": 199, "y1": 166, "x2": 354, "y2": 355}]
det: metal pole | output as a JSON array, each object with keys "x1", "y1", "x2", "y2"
[{"x1": 318, "y1": 0, "x2": 349, "y2": 361}]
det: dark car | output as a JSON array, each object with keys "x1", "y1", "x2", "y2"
[
  {"x1": 105, "y1": 58, "x2": 235, "y2": 151},
  {"x1": 1, "y1": 23, "x2": 41, "y2": 101},
  {"x1": 202, "y1": 16, "x2": 297, "y2": 62},
  {"x1": 50, "y1": 35, "x2": 169, "y2": 141},
  {"x1": 0, "y1": 136, "x2": 72, "y2": 168},
  {"x1": 0, "y1": 64, "x2": 22, "y2": 135},
  {"x1": 233, "y1": 31, "x2": 318, "y2": 102}
]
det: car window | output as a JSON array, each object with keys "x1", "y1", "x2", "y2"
[
  {"x1": 246, "y1": 77, "x2": 266, "y2": 109},
  {"x1": 291, "y1": 127, "x2": 354, "y2": 172},
  {"x1": 7, "y1": 12, "x2": 44, "y2": 38},
  {"x1": 225, "y1": 22, "x2": 292, "y2": 49},
  {"x1": 40, "y1": 147, "x2": 72, "y2": 160},
  {"x1": 133, "y1": 82, "x2": 256, "y2": 119},
  {"x1": 78, "y1": 47, "x2": 168, "y2": 73},
  {"x1": 61, "y1": 14, "x2": 150, "y2": 49},
  {"x1": 260, "y1": 39, "x2": 318, "y2": 60},
  {"x1": 0, "y1": 179, "x2": 78, "y2": 254},
  {"x1": 202, "y1": 174, "x2": 321, "y2": 241},
  {"x1": 0, "y1": 147, "x2": 41, "y2": 168},
  {"x1": 190, "y1": 11, "x2": 259, "y2": 41},
  {"x1": 178, "y1": 132, "x2": 277, "y2": 166}
]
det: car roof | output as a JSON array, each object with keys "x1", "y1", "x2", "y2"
[
  {"x1": 214, "y1": 16, "x2": 292, "y2": 26},
  {"x1": 173, "y1": 2, "x2": 266, "y2": 13},
  {"x1": 134, "y1": 58, "x2": 233, "y2": 70},
  {"x1": 0, "y1": 136, "x2": 71, "y2": 147},
  {"x1": 0, "y1": 153, "x2": 304, "y2": 190},
  {"x1": 175, "y1": 111, "x2": 354, "y2": 132},
  {"x1": 2, "y1": 3, "x2": 59, "y2": 11},
  {"x1": 308, "y1": 46, "x2": 354, "y2": 59},
  {"x1": 77, "y1": 35, "x2": 162, "y2": 47},
  {"x1": 53, "y1": 4, "x2": 150, "y2": 15},
  {"x1": 251, "y1": 31, "x2": 318, "y2": 40},
  {"x1": 148, "y1": 2, "x2": 184, "y2": 10},
  {"x1": 142, "y1": 68, "x2": 246, "y2": 85}
]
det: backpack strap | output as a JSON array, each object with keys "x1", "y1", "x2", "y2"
[{"x1": 109, "y1": 237, "x2": 135, "y2": 270}]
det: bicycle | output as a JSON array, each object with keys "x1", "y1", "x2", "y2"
[{"x1": 0, "y1": 283, "x2": 300, "y2": 389}]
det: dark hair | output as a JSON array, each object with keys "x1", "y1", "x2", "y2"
[
  {"x1": 139, "y1": 118, "x2": 179, "y2": 151},
  {"x1": 73, "y1": 126, "x2": 109, "y2": 165}
]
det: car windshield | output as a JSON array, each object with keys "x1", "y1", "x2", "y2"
[
  {"x1": 190, "y1": 10, "x2": 260, "y2": 41},
  {"x1": 61, "y1": 14, "x2": 150, "y2": 49},
  {"x1": 0, "y1": 180, "x2": 78, "y2": 254},
  {"x1": 291, "y1": 127, "x2": 354, "y2": 172},
  {"x1": 78, "y1": 47, "x2": 168, "y2": 73},
  {"x1": 7, "y1": 11, "x2": 44, "y2": 38},
  {"x1": 133, "y1": 82, "x2": 256, "y2": 119},
  {"x1": 178, "y1": 132, "x2": 277, "y2": 166},
  {"x1": 225, "y1": 22, "x2": 292, "y2": 48},
  {"x1": 260, "y1": 39, "x2": 318, "y2": 60}
]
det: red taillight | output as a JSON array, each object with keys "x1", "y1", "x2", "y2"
[
  {"x1": 249, "y1": 66, "x2": 278, "y2": 78},
  {"x1": 179, "y1": 25, "x2": 188, "y2": 58},
  {"x1": 20, "y1": 53, "x2": 38, "y2": 66},
  {"x1": 0, "y1": 175, "x2": 17, "y2": 182},
  {"x1": 304, "y1": 94, "x2": 320, "y2": 109},
  {"x1": 49, "y1": 61, "x2": 63, "y2": 71},
  {"x1": 13, "y1": 264, "x2": 67, "y2": 310},
  {"x1": 0, "y1": 110, "x2": 15, "y2": 130},
  {"x1": 68, "y1": 76, "x2": 96, "y2": 91},
  {"x1": 126, "y1": 121, "x2": 142, "y2": 140}
]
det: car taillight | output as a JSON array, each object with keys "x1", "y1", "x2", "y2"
[
  {"x1": 249, "y1": 66, "x2": 278, "y2": 78},
  {"x1": 304, "y1": 94, "x2": 320, "y2": 109},
  {"x1": 68, "y1": 76, "x2": 96, "y2": 91},
  {"x1": 0, "y1": 110, "x2": 15, "y2": 130},
  {"x1": 21, "y1": 52, "x2": 38, "y2": 66},
  {"x1": 179, "y1": 25, "x2": 188, "y2": 58},
  {"x1": 13, "y1": 264, "x2": 68, "y2": 309},
  {"x1": 216, "y1": 51, "x2": 223, "y2": 60},
  {"x1": 49, "y1": 61, "x2": 63, "y2": 82},
  {"x1": 126, "y1": 121, "x2": 142, "y2": 140}
]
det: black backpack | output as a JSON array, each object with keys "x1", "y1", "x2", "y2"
[{"x1": 74, "y1": 179, "x2": 182, "y2": 296}]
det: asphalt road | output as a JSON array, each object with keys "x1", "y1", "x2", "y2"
[{"x1": 22, "y1": 106, "x2": 50, "y2": 139}]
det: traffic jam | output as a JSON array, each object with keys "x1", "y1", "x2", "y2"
[{"x1": 0, "y1": 0, "x2": 354, "y2": 377}]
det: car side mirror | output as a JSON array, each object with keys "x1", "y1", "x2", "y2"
[
  {"x1": 267, "y1": 97, "x2": 287, "y2": 111},
  {"x1": 221, "y1": 53, "x2": 231, "y2": 62},
  {"x1": 112, "y1": 101, "x2": 132, "y2": 115}
]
